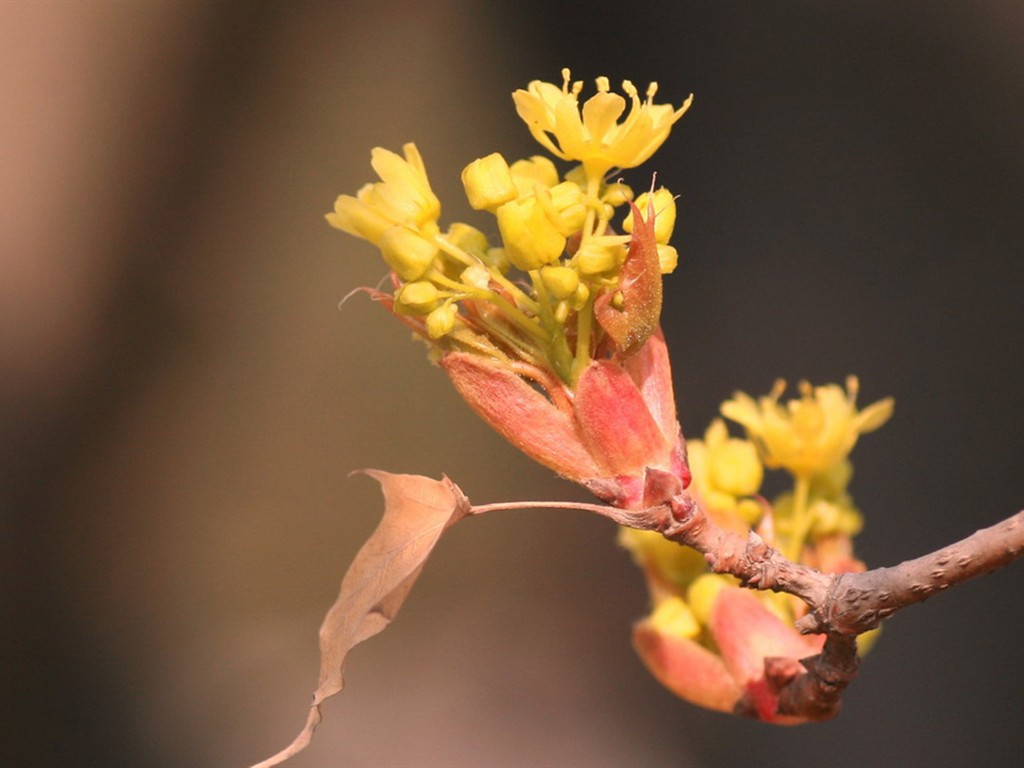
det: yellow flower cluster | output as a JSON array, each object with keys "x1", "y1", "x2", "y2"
[
  {"x1": 719, "y1": 376, "x2": 891, "y2": 559},
  {"x1": 327, "y1": 71, "x2": 691, "y2": 387},
  {"x1": 621, "y1": 378, "x2": 892, "y2": 654},
  {"x1": 721, "y1": 376, "x2": 893, "y2": 478}
]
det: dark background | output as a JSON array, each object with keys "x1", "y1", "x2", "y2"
[{"x1": 3, "y1": 2, "x2": 1022, "y2": 766}]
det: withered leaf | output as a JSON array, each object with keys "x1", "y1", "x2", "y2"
[{"x1": 251, "y1": 470, "x2": 471, "y2": 768}]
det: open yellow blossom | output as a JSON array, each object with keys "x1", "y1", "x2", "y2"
[
  {"x1": 721, "y1": 377, "x2": 893, "y2": 477},
  {"x1": 513, "y1": 68, "x2": 693, "y2": 176},
  {"x1": 327, "y1": 143, "x2": 441, "y2": 245}
]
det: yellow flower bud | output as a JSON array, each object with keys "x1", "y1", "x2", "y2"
[
  {"x1": 709, "y1": 438, "x2": 763, "y2": 497},
  {"x1": 649, "y1": 596, "x2": 700, "y2": 640},
  {"x1": 624, "y1": 187, "x2": 677, "y2": 244},
  {"x1": 687, "y1": 573, "x2": 732, "y2": 625},
  {"x1": 483, "y1": 246, "x2": 511, "y2": 274},
  {"x1": 379, "y1": 224, "x2": 440, "y2": 280},
  {"x1": 539, "y1": 181, "x2": 587, "y2": 235},
  {"x1": 807, "y1": 499, "x2": 863, "y2": 538},
  {"x1": 540, "y1": 265, "x2": 580, "y2": 300},
  {"x1": 570, "y1": 282, "x2": 590, "y2": 309},
  {"x1": 575, "y1": 240, "x2": 622, "y2": 275},
  {"x1": 618, "y1": 528, "x2": 706, "y2": 586},
  {"x1": 496, "y1": 198, "x2": 566, "y2": 271},
  {"x1": 602, "y1": 182, "x2": 634, "y2": 208},
  {"x1": 425, "y1": 302, "x2": 457, "y2": 338},
  {"x1": 446, "y1": 222, "x2": 490, "y2": 258},
  {"x1": 397, "y1": 281, "x2": 439, "y2": 314},
  {"x1": 461, "y1": 153, "x2": 517, "y2": 211},
  {"x1": 657, "y1": 244, "x2": 679, "y2": 274},
  {"x1": 735, "y1": 498, "x2": 763, "y2": 525},
  {"x1": 509, "y1": 155, "x2": 559, "y2": 197}
]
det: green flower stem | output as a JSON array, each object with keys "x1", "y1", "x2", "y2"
[
  {"x1": 571, "y1": 292, "x2": 595, "y2": 384},
  {"x1": 434, "y1": 234, "x2": 539, "y2": 314},
  {"x1": 565, "y1": 171, "x2": 604, "y2": 385},
  {"x1": 529, "y1": 270, "x2": 574, "y2": 383},
  {"x1": 427, "y1": 270, "x2": 548, "y2": 345},
  {"x1": 785, "y1": 474, "x2": 813, "y2": 561}
]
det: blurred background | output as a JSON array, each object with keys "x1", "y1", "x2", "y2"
[{"x1": 3, "y1": 2, "x2": 1022, "y2": 766}]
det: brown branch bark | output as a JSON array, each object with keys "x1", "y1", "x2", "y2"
[{"x1": 658, "y1": 493, "x2": 1024, "y2": 720}]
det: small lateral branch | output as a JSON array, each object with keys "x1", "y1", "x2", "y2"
[{"x1": 658, "y1": 495, "x2": 1024, "y2": 720}]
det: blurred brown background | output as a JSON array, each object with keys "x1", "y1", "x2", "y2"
[{"x1": 3, "y1": 2, "x2": 1022, "y2": 767}]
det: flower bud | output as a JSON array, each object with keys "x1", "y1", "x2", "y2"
[
  {"x1": 483, "y1": 246, "x2": 511, "y2": 274},
  {"x1": 379, "y1": 225, "x2": 440, "y2": 280},
  {"x1": 575, "y1": 240, "x2": 624, "y2": 275},
  {"x1": 649, "y1": 596, "x2": 700, "y2": 640},
  {"x1": 425, "y1": 303, "x2": 457, "y2": 338},
  {"x1": 657, "y1": 244, "x2": 679, "y2": 274},
  {"x1": 540, "y1": 265, "x2": 579, "y2": 300},
  {"x1": 462, "y1": 153, "x2": 517, "y2": 211},
  {"x1": 602, "y1": 181, "x2": 634, "y2": 207},
  {"x1": 446, "y1": 222, "x2": 490, "y2": 258},
  {"x1": 709, "y1": 438, "x2": 763, "y2": 497},
  {"x1": 538, "y1": 181, "x2": 587, "y2": 235},
  {"x1": 509, "y1": 155, "x2": 559, "y2": 197},
  {"x1": 624, "y1": 187, "x2": 676, "y2": 244},
  {"x1": 496, "y1": 197, "x2": 566, "y2": 271},
  {"x1": 397, "y1": 281, "x2": 440, "y2": 314},
  {"x1": 686, "y1": 573, "x2": 731, "y2": 625}
]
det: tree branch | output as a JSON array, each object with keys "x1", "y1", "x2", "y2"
[{"x1": 657, "y1": 492, "x2": 1024, "y2": 720}]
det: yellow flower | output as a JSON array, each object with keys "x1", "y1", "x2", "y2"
[
  {"x1": 574, "y1": 233, "x2": 630, "y2": 275},
  {"x1": 509, "y1": 155, "x2": 560, "y2": 197},
  {"x1": 378, "y1": 224, "x2": 440, "y2": 281},
  {"x1": 686, "y1": 419, "x2": 763, "y2": 524},
  {"x1": 721, "y1": 377, "x2": 893, "y2": 477},
  {"x1": 512, "y1": 68, "x2": 693, "y2": 176},
  {"x1": 461, "y1": 153, "x2": 518, "y2": 212},
  {"x1": 395, "y1": 281, "x2": 440, "y2": 314},
  {"x1": 495, "y1": 196, "x2": 566, "y2": 271},
  {"x1": 624, "y1": 188, "x2": 677, "y2": 244},
  {"x1": 623, "y1": 187, "x2": 680, "y2": 274},
  {"x1": 539, "y1": 265, "x2": 579, "y2": 300},
  {"x1": 327, "y1": 143, "x2": 440, "y2": 245}
]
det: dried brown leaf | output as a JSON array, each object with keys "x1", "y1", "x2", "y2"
[{"x1": 251, "y1": 470, "x2": 471, "y2": 768}]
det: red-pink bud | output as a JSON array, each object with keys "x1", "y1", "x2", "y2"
[
  {"x1": 633, "y1": 586, "x2": 825, "y2": 724},
  {"x1": 440, "y1": 330, "x2": 689, "y2": 503}
]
